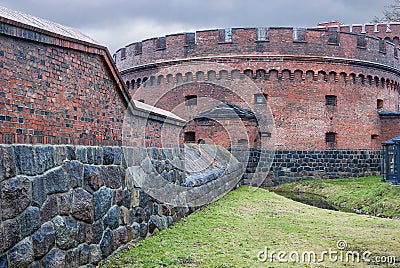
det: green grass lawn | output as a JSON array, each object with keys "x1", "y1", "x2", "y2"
[
  {"x1": 272, "y1": 176, "x2": 400, "y2": 218},
  {"x1": 101, "y1": 185, "x2": 400, "y2": 268}
]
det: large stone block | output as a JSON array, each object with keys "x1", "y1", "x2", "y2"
[
  {"x1": 91, "y1": 221, "x2": 103, "y2": 244},
  {"x1": 100, "y1": 166, "x2": 122, "y2": 189},
  {"x1": 89, "y1": 244, "x2": 101, "y2": 264},
  {"x1": 112, "y1": 226, "x2": 128, "y2": 249},
  {"x1": 35, "y1": 146, "x2": 55, "y2": 174},
  {"x1": 62, "y1": 160, "x2": 83, "y2": 189},
  {"x1": 0, "y1": 145, "x2": 15, "y2": 182},
  {"x1": 103, "y1": 147, "x2": 114, "y2": 165},
  {"x1": 103, "y1": 205, "x2": 120, "y2": 230},
  {"x1": 43, "y1": 168, "x2": 68, "y2": 194},
  {"x1": 32, "y1": 222, "x2": 55, "y2": 259},
  {"x1": 76, "y1": 146, "x2": 87, "y2": 164},
  {"x1": 53, "y1": 146, "x2": 67, "y2": 166},
  {"x1": 57, "y1": 192, "x2": 72, "y2": 216},
  {"x1": 93, "y1": 187, "x2": 112, "y2": 221},
  {"x1": 99, "y1": 228, "x2": 114, "y2": 258},
  {"x1": 93, "y1": 147, "x2": 103, "y2": 165},
  {"x1": 42, "y1": 248, "x2": 66, "y2": 268},
  {"x1": 8, "y1": 237, "x2": 34, "y2": 268},
  {"x1": 83, "y1": 165, "x2": 103, "y2": 193},
  {"x1": 19, "y1": 206, "x2": 40, "y2": 238},
  {"x1": 14, "y1": 145, "x2": 36, "y2": 175},
  {"x1": 71, "y1": 188, "x2": 93, "y2": 223},
  {"x1": 1, "y1": 176, "x2": 31, "y2": 220},
  {"x1": 40, "y1": 195, "x2": 58, "y2": 224},
  {"x1": 52, "y1": 216, "x2": 78, "y2": 250},
  {"x1": 31, "y1": 175, "x2": 46, "y2": 208},
  {"x1": 1, "y1": 218, "x2": 20, "y2": 252}
]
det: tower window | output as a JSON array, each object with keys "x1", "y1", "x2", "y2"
[
  {"x1": 325, "y1": 95, "x2": 337, "y2": 106},
  {"x1": 185, "y1": 95, "x2": 197, "y2": 106},
  {"x1": 377, "y1": 99, "x2": 384, "y2": 109},
  {"x1": 184, "y1": 132, "x2": 196, "y2": 143},
  {"x1": 325, "y1": 132, "x2": 337, "y2": 143}
]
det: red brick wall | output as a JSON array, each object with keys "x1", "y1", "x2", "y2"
[
  {"x1": 380, "y1": 115, "x2": 400, "y2": 142},
  {"x1": 120, "y1": 58, "x2": 399, "y2": 150},
  {"x1": 0, "y1": 19, "x2": 184, "y2": 147},
  {"x1": 0, "y1": 35, "x2": 126, "y2": 145},
  {"x1": 116, "y1": 27, "x2": 400, "y2": 150}
]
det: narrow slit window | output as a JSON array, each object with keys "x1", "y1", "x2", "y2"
[{"x1": 377, "y1": 99, "x2": 384, "y2": 109}]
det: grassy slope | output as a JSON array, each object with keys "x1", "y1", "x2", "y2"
[
  {"x1": 273, "y1": 176, "x2": 400, "y2": 218},
  {"x1": 101, "y1": 186, "x2": 400, "y2": 268}
]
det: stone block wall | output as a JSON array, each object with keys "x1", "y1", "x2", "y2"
[
  {"x1": 234, "y1": 148, "x2": 382, "y2": 186},
  {"x1": 0, "y1": 145, "x2": 188, "y2": 267}
]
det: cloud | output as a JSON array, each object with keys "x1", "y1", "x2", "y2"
[
  {"x1": 0, "y1": 0, "x2": 395, "y2": 53},
  {"x1": 81, "y1": 17, "x2": 197, "y2": 53}
]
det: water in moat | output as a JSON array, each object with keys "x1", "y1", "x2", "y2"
[{"x1": 269, "y1": 189, "x2": 354, "y2": 213}]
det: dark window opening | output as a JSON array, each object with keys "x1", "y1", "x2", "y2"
[
  {"x1": 254, "y1": 94, "x2": 268, "y2": 104},
  {"x1": 184, "y1": 132, "x2": 196, "y2": 143},
  {"x1": 198, "y1": 139, "x2": 205, "y2": 144},
  {"x1": 377, "y1": 99, "x2": 384, "y2": 109},
  {"x1": 325, "y1": 132, "x2": 337, "y2": 143},
  {"x1": 244, "y1": 69, "x2": 253, "y2": 78},
  {"x1": 371, "y1": 134, "x2": 379, "y2": 140},
  {"x1": 138, "y1": 99, "x2": 144, "y2": 103},
  {"x1": 325, "y1": 95, "x2": 337, "y2": 106},
  {"x1": 185, "y1": 95, "x2": 197, "y2": 106},
  {"x1": 379, "y1": 39, "x2": 386, "y2": 53}
]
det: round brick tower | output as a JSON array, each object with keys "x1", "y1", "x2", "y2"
[{"x1": 115, "y1": 26, "x2": 400, "y2": 152}]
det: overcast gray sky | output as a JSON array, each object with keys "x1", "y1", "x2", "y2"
[{"x1": 0, "y1": 0, "x2": 394, "y2": 54}]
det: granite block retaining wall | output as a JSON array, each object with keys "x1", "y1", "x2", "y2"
[
  {"x1": 234, "y1": 148, "x2": 382, "y2": 186},
  {"x1": 0, "y1": 144, "x2": 220, "y2": 267}
]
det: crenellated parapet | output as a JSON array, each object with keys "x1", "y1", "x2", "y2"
[
  {"x1": 114, "y1": 27, "x2": 400, "y2": 73},
  {"x1": 318, "y1": 22, "x2": 400, "y2": 44}
]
